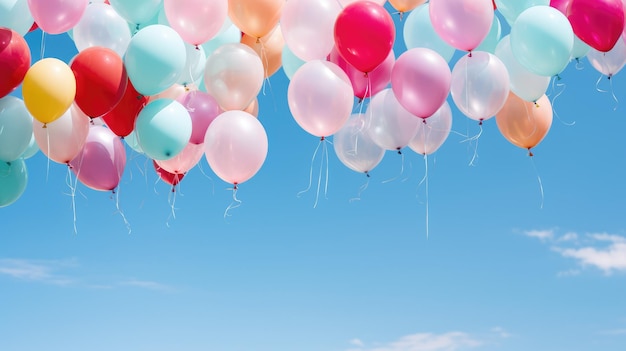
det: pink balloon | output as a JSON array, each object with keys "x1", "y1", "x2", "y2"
[
  {"x1": 155, "y1": 142, "x2": 204, "y2": 175},
  {"x1": 568, "y1": 0, "x2": 625, "y2": 52},
  {"x1": 164, "y1": 0, "x2": 227, "y2": 46},
  {"x1": 70, "y1": 125, "x2": 126, "y2": 191},
  {"x1": 429, "y1": 0, "x2": 494, "y2": 51},
  {"x1": 338, "y1": 0, "x2": 387, "y2": 6},
  {"x1": 287, "y1": 60, "x2": 354, "y2": 138},
  {"x1": 328, "y1": 46, "x2": 395, "y2": 100},
  {"x1": 391, "y1": 48, "x2": 451, "y2": 118},
  {"x1": 178, "y1": 90, "x2": 222, "y2": 144},
  {"x1": 150, "y1": 84, "x2": 188, "y2": 102},
  {"x1": 550, "y1": 0, "x2": 570, "y2": 13},
  {"x1": 203, "y1": 110, "x2": 268, "y2": 185},
  {"x1": 333, "y1": 1, "x2": 395, "y2": 73},
  {"x1": 27, "y1": 0, "x2": 88, "y2": 34},
  {"x1": 33, "y1": 105, "x2": 90, "y2": 164},
  {"x1": 366, "y1": 89, "x2": 421, "y2": 151}
]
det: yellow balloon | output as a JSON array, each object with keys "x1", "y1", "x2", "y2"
[{"x1": 22, "y1": 58, "x2": 76, "y2": 125}]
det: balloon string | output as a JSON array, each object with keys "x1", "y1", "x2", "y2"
[
  {"x1": 416, "y1": 154, "x2": 430, "y2": 239},
  {"x1": 166, "y1": 180, "x2": 178, "y2": 228},
  {"x1": 382, "y1": 150, "x2": 405, "y2": 184},
  {"x1": 323, "y1": 139, "x2": 330, "y2": 201},
  {"x1": 609, "y1": 75, "x2": 619, "y2": 111},
  {"x1": 550, "y1": 75, "x2": 574, "y2": 126},
  {"x1": 65, "y1": 166, "x2": 78, "y2": 235},
  {"x1": 224, "y1": 184, "x2": 242, "y2": 219},
  {"x1": 114, "y1": 186, "x2": 132, "y2": 234},
  {"x1": 349, "y1": 172, "x2": 371, "y2": 203},
  {"x1": 595, "y1": 73, "x2": 608, "y2": 93},
  {"x1": 575, "y1": 58, "x2": 585, "y2": 71},
  {"x1": 297, "y1": 138, "x2": 323, "y2": 200},
  {"x1": 40, "y1": 31, "x2": 46, "y2": 59},
  {"x1": 45, "y1": 126, "x2": 50, "y2": 183},
  {"x1": 197, "y1": 161, "x2": 215, "y2": 195},
  {"x1": 529, "y1": 155, "x2": 545, "y2": 209},
  {"x1": 460, "y1": 123, "x2": 482, "y2": 166}
]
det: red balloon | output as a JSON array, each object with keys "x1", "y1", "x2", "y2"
[
  {"x1": 29, "y1": 22, "x2": 39, "y2": 32},
  {"x1": 102, "y1": 79, "x2": 147, "y2": 137},
  {"x1": 333, "y1": 1, "x2": 395, "y2": 73},
  {"x1": 568, "y1": 0, "x2": 625, "y2": 52},
  {"x1": 0, "y1": 28, "x2": 31, "y2": 98},
  {"x1": 328, "y1": 46, "x2": 394, "y2": 100},
  {"x1": 71, "y1": 46, "x2": 127, "y2": 118},
  {"x1": 153, "y1": 160, "x2": 184, "y2": 186}
]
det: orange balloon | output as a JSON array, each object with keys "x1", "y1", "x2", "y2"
[
  {"x1": 241, "y1": 25, "x2": 284, "y2": 78},
  {"x1": 228, "y1": 0, "x2": 284, "y2": 38},
  {"x1": 389, "y1": 0, "x2": 427, "y2": 13},
  {"x1": 243, "y1": 97, "x2": 259, "y2": 117},
  {"x1": 496, "y1": 92, "x2": 552, "y2": 155}
]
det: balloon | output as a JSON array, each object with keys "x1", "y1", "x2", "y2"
[
  {"x1": 587, "y1": 37, "x2": 626, "y2": 77},
  {"x1": 20, "y1": 132, "x2": 39, "y2": 159},
  {"x1": 70, "y1": 125, "x2": 126, "y2": 191},
  {"x1": 333, "y1": 113, "x2": 385, "y2": 174},
  {"x1": 124, "y1": 131, "x2": 144, "y2": 154},
  {"x1": 550, "y1": 0, "x2": 569, "y2": 13},
  {"x1": 71, "y1": 46, "x2": 127, "y2": 118},
  {"x1": 0, "y1": 0, "x2": 34, "y2": 36},
  {"x1": 22, "y1": 58, "x2": 76, "y2": 125},
  {"x1": 0, "y1": 157, "x2": 27, "y2": 208},
  {"x1": 124, "y1": 24, "x2": 187, "y2": 96},
  {"x1": 409, "y1": 101, "x2": 453, "y2": 155},
  {"x1": 109, "y1": 0, "x2": 161, "y2": 26},
  {"x1": 571, "y1": 36, "x2": 591, "y2": 59},
  {"x1": 178, "y1": 90, "x2": 222, "y2": 144},
  {"x1": 102, "y1": 79, "x2": 148, "y2": 138},
  {"x1": 177, "y1": 43, "x2": 206, "y2": 86},
  {"x1": 72, "y1": 2, "x2": 132, "y2": 57},
  {"x1": 243, "y1": 97, "x2": 259, "y2": 117},
  {"x1": 204, "y1": 110, "x2": 268, "y2": 185},
  {"x1": 334, "y1": 1, "x2": 395, "y2": 73},
  {"x1": 228, "y1": 0, "x2": 283, "y2": 38},
  {"x1": 164, "y1": 0, "x2": 228, "y2": 46},
  {"x1": 366, "y1": 89, "x2": 421, "y2": 151},
  {"x1": 337, "y1": 0, "x2": 386, "y2": 6},
  {"x1": 568, "y1": 0, "x2": 625, "y2": 52},
  {"x1": 154, "y1": 160, "x2": 184, "y2": 186},
  {"x1": 495, "y1": 35, "x2": 550, "y2": 102},
  {"x1": 241, "y1": 25, "x2": 284, "y2": 78},
  {"x1": 429, "y1": 0, "x2": 494, "y2": 51},
  {"x1": 280, "y1": 0, "x2": 341, "y2": 61},
  {"x1": 475, "y1": 15, "x2": 502, "y2": 54},
  {"x1": 287, "y1": 60, "x2": 354, "y2": 138},
  {"x1": 389, "y1": 0, "x2": 427, "y2": 13},
  {"x1": 150, "y1": 83, "x2": 188, "y2": 102},
  {"x1": 135, "y1": 98, "x2": 192, "y2": 161},
  {"x1": 281, "y1": 45, "x2": 305, "y2": 80},
  {"x1": 496, "y1": 92, "x2": 552, "y2": 153},
  {"x1": 0, "y1": 28, "x2": 30, "y2": 98},
  {"x1": 27, "y1": 0, "x2": 88, "y2": 34},
  {"x1": 495, "y1": 0, "x2": 550, "y2": 25},
  {"x1": 328, "y1": 46, "x2": 394, "y2": 100},
  {"x1": 510, "y1": 6, "x2": 573, "y2": 76},
  {"x1": 391, "y1": 48, "x2": 451, "y2": 118},
  {"x1": 0, "y1": 96, "x2": 32, "y2": 162},
  {"x1": 403, "y1": 3, "x2": 455, "y2": 62},
  {"x1": 451, "y1": 51, "x2": 510, "y2": 122},
  {"x1": 203, "y1": 43, "x2": 264, "y2": 111},
  {"x1": 200, "y1": 20, "x2": 242, "y2": 58},
  {"x1": 33, "y1": 105, "x2": 90, "y2": 164},
  {"x1": 155, "y1": 141, "x2": 204, "y2": 175}
]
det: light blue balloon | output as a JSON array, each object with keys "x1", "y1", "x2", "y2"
[
  {"x1": 0, "y1": 0, "x2": 34, "y2": 36},
  {"x1": 476, "y1": 16, "x2": 502, "y2": 54},
  {"x1": 510, "y1": 6, "x2": 573, "y2": 77},
  {"x1": 124, "y1": 24, "x2": 187, "y2": 96},
  {"x1": 571, "y1": 36, "x2": 591, "y2": 60},
  {"x1": 281, "y1": 46, "x2": 305, "y2": 80},
  {"x1": 496, "y1": 0, "x2": 550, "y2": 25},
  {"x1": 0, "y1": 158, "x2": 27, "y2": 208},
  {"x1": 201, "y1": 22, "x2": 241, "y2": 58},
  {"x1": 20, "y1": 133, "x2": 39, "y2": 159},
  {"x1": 0, "y1": 96, "x2": 33, "y2": 162},
  {"x1": 403, "y1": 3, "x2": 455, "y2": 62},
  {"x1": 109, "y1": 0, "x2": 162, "y2": 26},
  {"x1": 135, "y1": 99, "x2": 192, "y2": 161}
]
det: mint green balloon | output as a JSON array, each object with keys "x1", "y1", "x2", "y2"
[
  {"x1": 282, "y1": 45, "x2": 305, "y2": 80},
  {"x1": 124, "y1": 131, "x2": 144, "y2": 154},
  {"x1": 510, "y1": 6, "x2": 573, "y2": 77},
  {"x1": 495, "y1": 0, "x2": 550, "y2": 25},
  {"x1": 109, "y1": 0, "x2": 162, "y2": 26},
  {"x1": 0, "y1": 96, "x2": 33, "y2": 162},
  {"x1": 135, "y1": 99, "x2": 192, "y2": 161},
  {"x1": 476, "y1": 16, "x2": 502, "y2": 54},
  {"x1": 201, "y1": 22, "x2": 241, "y2": 58},
  {"x1": 20, "y1": 133, "x2": 39, "y2": 159},
  {"x1": 571, "y1": 35, "x2": 591, "y2": 60},
  {"x1": 0, "y1": 158, "x2": 27, "y2": 208},
  {"x1": 403, "y1": 3, "x2": 455, "y2": 62},
  {"x1": 124, "y1": 24, "x2": 187, "y2": 96}
]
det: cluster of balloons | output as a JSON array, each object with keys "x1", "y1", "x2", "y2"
[{"x1": 1, "y1": 0, "x2": 625, "y2": 208}]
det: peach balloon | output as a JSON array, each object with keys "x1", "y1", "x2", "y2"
[
  {"x1": 243, "y1": 98, "x2": 259, "y2": 117},
  {"x1": 228, "y1": 0, "x2": 284, "y2": 38},
  {"x1": 241, "y1": 25, "x2": 284, "y2": 78},
  {"x1": 495, "y1": 92, "x2": 552, "y2": 155},
  {"x1": 389, "y1": 0, "x2": 427, "y2": 13}
]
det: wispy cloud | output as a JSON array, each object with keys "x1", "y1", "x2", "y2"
[
  {"x1": 118, "y1": 279, "x2": 176, "y2": 292},
  {"x1": 489, "y1": 327, "x2": 511, "y2": 339},
  {"x1": 523, "y1": 229, "x2": 554, "y2": 241},
  {"x1": 347, "y1": 332, "x2": 482, "y2": 351},
  {"x1": 0, "y1": 258, "x2": 77, "y2": 285}
]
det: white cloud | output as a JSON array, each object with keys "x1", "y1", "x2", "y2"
[
  {"x1": 557, "y1": 232, "x2": 578, "y2": 242},
  {"x1": 347, "y1": 332, "x2": 482, "y2": 351},
  {"x1": 350, "y1": 339, "x2": 365, "y2": 347},
  {"x1": 118, "y1": 279, "x2": 175, "y2": 292},
  {"x1": 523, "y1": 229, "x2": 554, "y2": 241},
  {"x1": 489, "y1": 327, "x2": 511, "y2": 339},
  {"x1": 0, "y1": 258, "x2": 77, "y2": 285},
  {"x1": 556, "y1": 269, "x2": 581, "y2": 277}
]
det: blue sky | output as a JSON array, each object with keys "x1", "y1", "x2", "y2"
[{"x1": 1, "y1": 3, "x2": 626, "y2": 351}]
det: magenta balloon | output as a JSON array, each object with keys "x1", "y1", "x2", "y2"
[
  {"x1": 70, "y1": 125, "x2": 126, "y2": 191},
  {"x1": 33, "y1": 105, "x2": 90, "y2": 164},
  {"x1": 178, "y1": 91, "x2": 222, "y2": 144},
  {"x1": 391, "y1": 48, "x2": 451, "y2": 118},
  {"x1": 550, "y1": 0, "x2": 570, "y2": 13},
  {"x1": 429, "y1": 0, "x2": 494, "y2": 51},
  {"x1": 164, "y1": 0, "x2": 227, "y2": 46},
  {"x1": 328, "y1": 46, "x2": 394, "y2": 100},
  {"x1": 203, "y1": 110, "x2": 268, "y2": 185},
  {"x1": 333, "y1": 1, "x2": 395, "y2": 73},
  {"x1": 27, "y1": 0, "x2": 88, "y2": 34},
  {"x1": 155, "y1": 142, "x2": 204, "y2": 175},
  {"x1": 287, "y1": 60, "x2": 354, "y2": 138},
  {"x1": 567, "y1": 0, "x2": 625, "y2": 52}
]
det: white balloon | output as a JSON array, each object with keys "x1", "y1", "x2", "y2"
[
  {"x1": 366, "y1": 89, "x2": 421, "y2": 151},
  {"x1": 409, "y1": 101, "x2": 452, "y2": 155},
  {"x1": 588, "y1": 37, "x2": 626, "y2": 77},
  {"x1": 73, "y1": 2, "x2": 132, "y2": 57},
  {"x1": 333, "y1": 114, "x2": 385, "y2": 174}
]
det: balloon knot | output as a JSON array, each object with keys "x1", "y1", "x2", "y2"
[
  {"x1": 608, "y1": 74, "x2": 612, "y2": 80},
  {"x1": 195, "y1": 45, "x2": 200, "y2": 50},
  {"x1": 528, "y1": 148, "x2": 534, "y2": 157},
  {"x1": 67, "y1": 162, "x2": 73, "y2": 169},
  {"x1": 399, "y1": 12, "x2": 404, "y2": 21},
  {"x1": 422, "y1": 118, "x2": 427, "y2": 124},
  {"x1": 137, "y1": 94, "x2": 143, "y2": 100},
  {"x1": 478, "y1": 119, "x2": 483, "y2": 126},
  {"x1": 165, "y1": 151, "x2": 171, "y2": 157},
  {"x1": 397, "y1": 148, "x2": 402, "y2": 155},
  {"x1": 5, "y1": 161, "x2": 11, "y2": 166},
  {"x1": 256, "y1": 37, "x2": 260, "y2": 44},
  {"x1": 233, "y1": 182, "x2": 238, "y2": 190},
  {"x1": 320, "y1": 136, "x2": 325, "y2": 141},
  {"x1": 468, "y1": 51, "x2": 473, "y2": 58},
  {"x1": 42, "y1": 123, "x2": 47, "y2": 129},
  {"x1": 112, "y1": 188, "x2": 116, "y2": 194},
  {"x1": 556, "y1": 74, "x2": 562, "y2": 81},
  {"x1": 365, "y1": 171, "x2": 370, "y2": 178},
  {"x1": 171, "y1": 186, "x2": 176, "y2": 193},
  {"x1": 534, "y1": 101, "x2": 540, "y2": 108},
  {"x1": 358, "y1": 98, "x2": 363, "y2": 104},
  {"x1": 363, "y1": 72, "x2": 369, "y2": 78}
]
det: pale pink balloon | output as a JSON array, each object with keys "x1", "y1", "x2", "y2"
[
  {"x1": 34, "y1": 105, "x2": 90, "y2": 164},
  {"x1": 366, "y1": 88, "x2": 421, "y2": 151},
  {"x1": 27, "y1": 0, "x2": 88, "y2": 34},
  {"x1": 149, "y1": 84, "x2": 189, "y2": 102},
  {"x1": 155, "y1": 142, "x2": 205, "y2": 175},
  {"x1": 203, "y1": 110, "x2": 268, "y2": 185},
  {"x1": 164, "y1": 0, "x2": 227, "y2": 46},
  {"x1": 391, "y1": 47, "x2": 451, "y2": 118},
  {"x1": 178, "y1": 90, "x2": 222, "y2": 144},
  {"x1": 338, "y1": 0, "x2": 387, "y2": 7},
  {"x1": 287, "y1": 60, "x2": 354, "y2": 138},
  {"x1": 70, "y1": 125, "x2": 126, "y2": 191},
  {"x1": 409, "y1": 101, "x2": 452, "y2": 155},
  {"x1": 429, "y1": 0, "x2": 494, "y2": 51}
]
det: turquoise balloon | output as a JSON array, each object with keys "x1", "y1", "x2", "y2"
[
  {"x1": 0, "y1": 96, "x2": 33, "y2": 162},
  {"x1": 201, "y1": 22, "x2": 241, "y2": 58},
  {"x1": 571, "y1": 35, "x2": 591, "y2": 60},
  {"x1": 281, "y1": 46, "x2": 305, "y2": 80},
  {"x1": 20, "y1": 133, "x2": 39, "y2": 159},
  {"x1": 124, "y1": 24, "x2": 187, "y2": 96},
  {"x1": 135, "y1": 99, "x2": 192, "y2": 161},
  {"x1": 403, "y1": 3, "x2": 455, "y2": 62},
  {"x1": 124, "y1": 131, "x2": 144, "y2": 154},
  {"x1": 510, "y1": 6, "x2": 574, "y2": 77},
  {"x1": 0, "y1": 0, "x2": 34, "y2": 36},
  {"x1": 495, "y1": 0, "x2": 550, "y2": 25},
  {"x1": 476, "y1": 16, "x2": 502, "y2": 54},
  {"x1": 0, "y1": 158, "x2": 27, "y2": 208},
  {"x1": 109, "y1": 0, "x2": 162, "y2": 26}
]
